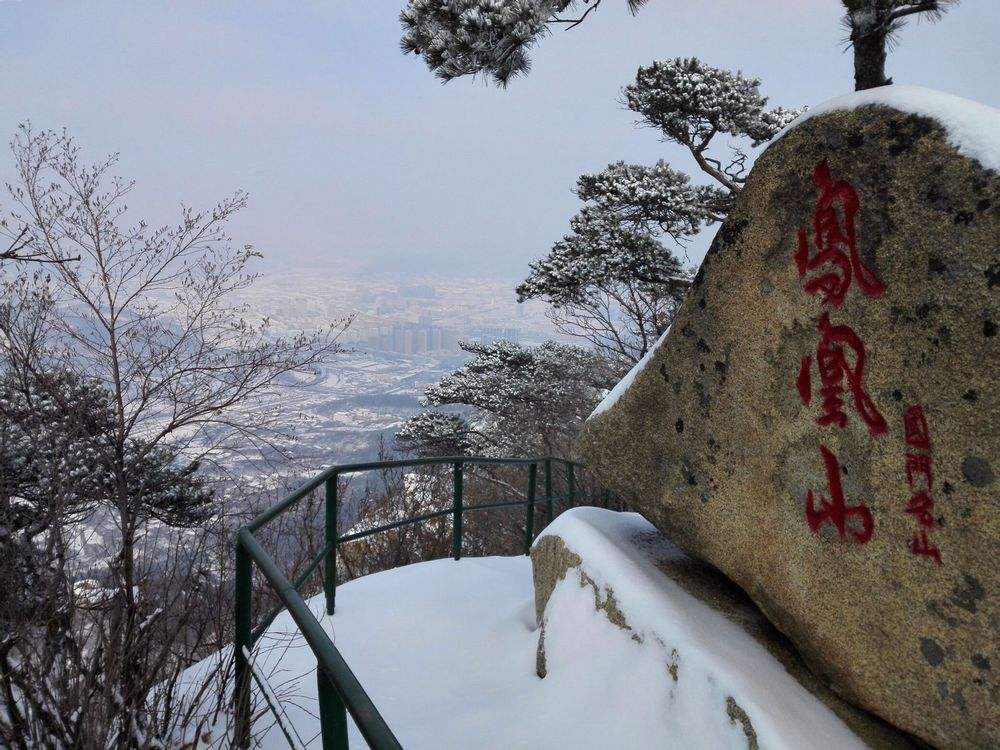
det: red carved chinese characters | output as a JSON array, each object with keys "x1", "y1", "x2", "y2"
[
  {"x1": 798, "y1": 313, "x2": 888, "y2": 437},
  {"x1": 794, "y1": 161, "x2": 885, "y2": 546},
  {"x1": 796, "y1": 357, "x2": 812, "y2": 407},
  {"x1": 903, "y1": 404, "x2": 931, "y2": 450},
  {"x1": 806, "y1": 445, "x2": 874, "y2": 543},
  {"x1": 905, "y1": 454, "x2": 933, "y2": 489},
  {"x1": 794, "y1": 161, "x2": 886, "y2": 307},
  {"x1": 793, "y1": 162, "x2": 944, "y2": 563},
  {"x1": 902, "y1": 405, "x2": 942, "y2": 564}
]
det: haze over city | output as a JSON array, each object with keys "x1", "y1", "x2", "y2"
[
  {"x1": 5, "y1": 0, "x2": 997, "y2": 478},
  {"x1": 3, "y1": 1, "x2": 998, "y2": 280}
]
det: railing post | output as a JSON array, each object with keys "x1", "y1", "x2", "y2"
[
  {"x1": 325, "y1": 474, "x2": 338, "y2": 616},
  {"x1": 234, "y1": 536, "x2": 253, "y2": 748},
  {"x1": 544, "y1": 458, "x2": 553, "y2": 525},
  {"x1": 567, "y1": 462, "x2": 576, "y2": 508},
  {"x1": 524, "y1": 462, "x2": 538, "y2": 555},
  {"x1": 317, "y1": 666, "x2": 350, "y2": 750},
  {"x1": 452, "y1": 461, "x2": 464, "y2": 560}
]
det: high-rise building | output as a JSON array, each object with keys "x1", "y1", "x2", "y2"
[
  {"x1": 392, "y1": 324, "x2": 407, "y2": 353},
  {"x1": 429, "y1": 327, "x2": 443, "y2": 351},
  {"x1": 413, "y1": 329, "x2": 428, "y2": 353}
]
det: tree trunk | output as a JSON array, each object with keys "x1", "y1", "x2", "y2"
[
  {"x1": 853, "y1": 28, "x2": 892, "y2": 91},
  {"x1": 113, "y1": 467, "x2": 142, "y2": 748}
]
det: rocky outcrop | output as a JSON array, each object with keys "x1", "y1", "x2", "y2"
[{"x1": 580, "y1": 92, "x2": 1000, "y2": 747}]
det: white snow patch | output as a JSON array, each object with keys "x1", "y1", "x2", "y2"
[
  {"x1": 536, "y1": 507, "x2": 868, "y2": 749},
  {"x1": 589, "y1": 327, "x2": 670, "y2": 419},
  {"x1": 776, "y1": 85, "x2": 1000, "y2": 173}
]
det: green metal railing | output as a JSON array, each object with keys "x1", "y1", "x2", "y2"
[{"x1": 233, "y1": 455, "x2": 587, "y2": 749}]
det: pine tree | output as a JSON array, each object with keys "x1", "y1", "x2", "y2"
[
  {"x1": 0, "y1": 371, "x2": 112, "y2": 539},
  {"x1": 397, "y1": 339, "x2": 610, "y2": 458},
  {"x1": 0, "y1": 370, "x2": 212, "y2": 625},
  {"x1": 842, "y1": 1, "x2": 959, "y2": 90},
  {"x1": 518, "y1": 59, "x2": 801, "y2": 373}
]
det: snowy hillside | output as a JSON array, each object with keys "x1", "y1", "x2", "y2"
[{"x1": 182, "y1": 510, "x2": 877, "y2": 749}]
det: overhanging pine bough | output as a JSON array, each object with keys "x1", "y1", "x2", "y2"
[{"x1": 399, "y1": 0, "x2": 650, "y2": 86}]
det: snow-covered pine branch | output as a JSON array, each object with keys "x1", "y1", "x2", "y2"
[
  {"x1": 517, "y1": 207, "x2": 686, "y2": 309},
  {"x1": 0, "y1": 370, "x2": 113, "y2": 538},
  {"x1": 399, "y1": 0, "x2": 650, "y2": 85},
  {"x1": 395, "y1": 411, "x2": 489, "y2": 457},
  {"x1": 0, "y1": 368, "x2": 213, "y2": 631},
  {"x1": 400, "y1": 0, "x2": 552, "y2": 85},
  {"x1": 624, "y1": 58, "x2": 803, "y2": 191},
  {"x1": 575, "y1": 160, "x2": 732, "y2": 239},
  {"x1": 424, "y1": 339, "x2": 608, "y2": 410}
]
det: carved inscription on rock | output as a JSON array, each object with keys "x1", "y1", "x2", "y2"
[{"x1": 793, "y1": 161, "x2": 941, "y2": 563}]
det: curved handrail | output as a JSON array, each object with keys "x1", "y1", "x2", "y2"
[
  {"x1": 234, "y1": 455, "x2": 589, "y2": 749},
  {"x1": 238, "y1": 529, "x2": 402, "y2": 749},
  {"x1": 247, "y1": 455, "x2": 572, "y2": 532}
]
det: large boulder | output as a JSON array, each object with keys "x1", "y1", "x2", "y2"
[{"x1": 580, "y1": 87, "x2": 999, "y2": 749}]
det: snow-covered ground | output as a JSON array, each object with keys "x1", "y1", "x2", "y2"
[
  {"x1": 181, "y1": 507, "x2": 874, "y2": 749},
  {"x1": 535, "y1": 509, "x2": 872, "y2": 749}
]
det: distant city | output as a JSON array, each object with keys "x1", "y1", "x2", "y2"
[
  {"x1": 213, "y1": 270, "x2": 565, "y2": 472},
  {"x1": 236, "y1": 270, "x2": 560, "y2": 350},
  {"x1": 359, "y1": 322, "x2": 520, "y2": 355}
]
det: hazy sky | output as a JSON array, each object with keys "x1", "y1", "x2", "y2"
[{"x1": 2, "y1": 1, "x2": 997, "y2": 280}]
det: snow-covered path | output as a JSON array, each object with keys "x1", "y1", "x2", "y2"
[
  {"x1": 186, "y1": 542, "x2": 868, "y2": 748},
  {"x1": 247, "y1": 554, "x2": 676, "y2": 749}
]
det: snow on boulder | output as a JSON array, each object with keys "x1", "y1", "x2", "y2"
[
  {"x1": 532, "y1": 508, "x2": 914, "y2": 749},
  {"x1": 775, "y1": 85, "x2": 1000, "y2": 173},
  {"x1": 590, "y1": 327, "x2": 670, "y2": 418},
  {"x1": 580, "y1": 89, "x2": 999, "y2": 748}
]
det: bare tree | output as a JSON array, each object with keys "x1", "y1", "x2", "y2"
[
  {"x1": 0, "y1": 225, "x2": 80, "y2": 265},
  {"x1": 0, "y1": 124, "x2": 350, "y2": 747}
]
